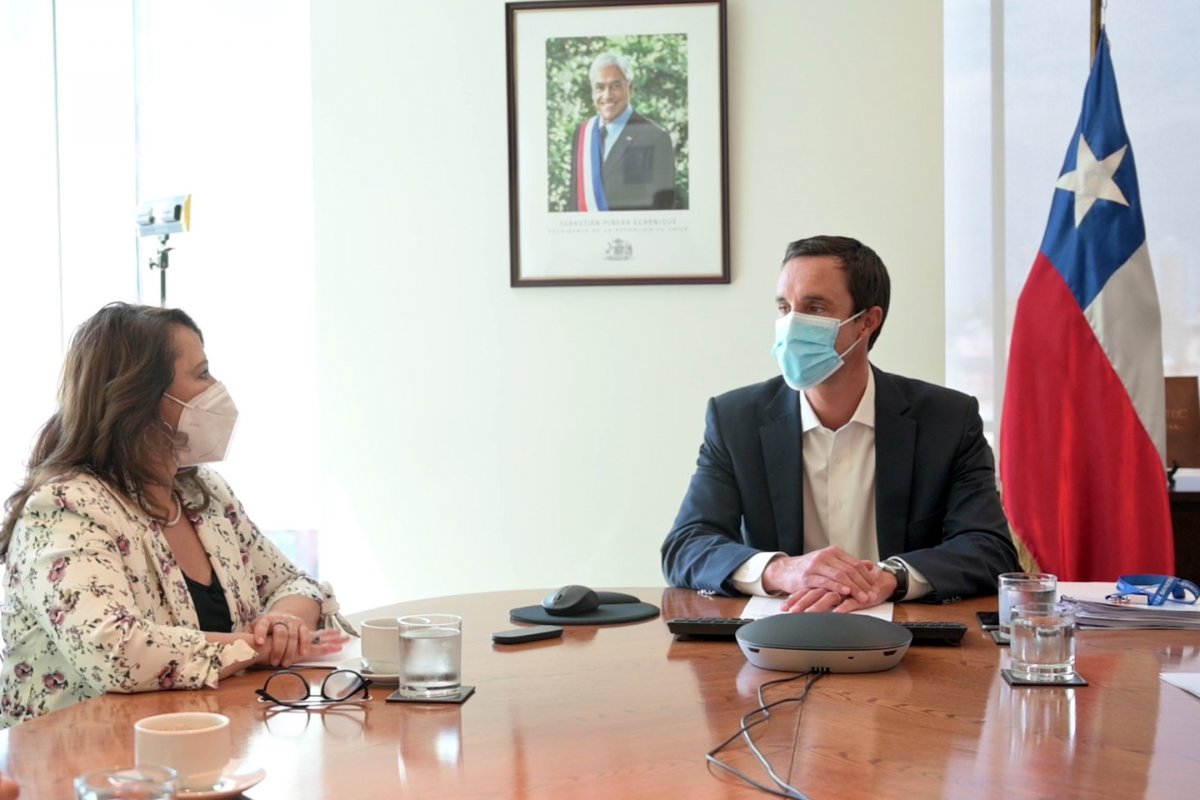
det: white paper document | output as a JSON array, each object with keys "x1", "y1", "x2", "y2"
[
  {"x1": 1160, "y1": 673, "x2": 1200, "y2": 701},
  {"x1": 741, "y1": 595, "x2": 894, "y2": 621},
  {"x1": 1058, "y1": 581, "x2": 1200, "y2": 630}
]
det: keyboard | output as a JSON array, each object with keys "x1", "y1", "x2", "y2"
[
  {"x1": 667, "y1": 617, "x2": 968, "y2": 646},
  {"x1": 666, "y1": 617, "x2": 754, "y2": 638}
]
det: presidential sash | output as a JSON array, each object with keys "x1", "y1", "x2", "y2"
[{"x1": 573, "y1": 116, "x2": 609, "y2": 212}]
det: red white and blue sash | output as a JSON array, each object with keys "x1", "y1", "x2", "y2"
[{"x1": 574, "y1": 116, "x2": 609, "y2": 212}]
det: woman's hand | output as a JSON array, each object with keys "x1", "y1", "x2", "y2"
[
  {"x1": 306, "y1": 628, "x2": 354, "y2": 658},
  {"x1": 247, "y1": 612, "x2": 309, "y2": 667},
  {"x1": 247, "y1": 614, "x2": 353, "y2": 667}
]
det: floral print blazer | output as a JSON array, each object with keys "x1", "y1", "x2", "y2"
[{"x1": 0, "y1": 467, "x2": 327, "y2": 727}]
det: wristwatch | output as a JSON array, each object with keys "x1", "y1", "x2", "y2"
[{"x1": 876, "y1": 558, "x2": 909, "y2": 603}]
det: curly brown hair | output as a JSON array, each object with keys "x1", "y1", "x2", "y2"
[{"x1": 1, "y1": 302, "x2": 213, "y2": 560}]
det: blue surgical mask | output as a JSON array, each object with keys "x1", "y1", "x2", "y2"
[{"x1": 772, "y1": 310, "x2": 865, "y2": 390}]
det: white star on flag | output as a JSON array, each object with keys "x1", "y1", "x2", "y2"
[{"x1": 1054, "y1": 134, "x2": 1129, "y2": 227}]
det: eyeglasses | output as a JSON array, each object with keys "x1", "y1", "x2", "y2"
[
  {"x1": 256, "y1": 669, "x2": 372, "y2": 709},
  {"x1": 1106, "y1": 574, "x2": 1200, "y2": 606}
]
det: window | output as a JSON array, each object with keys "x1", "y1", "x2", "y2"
[
  {"x1": 132, "y1": 1, "x2": 321, "y2": 567},
  {"x1": 0, "y1": 2, "x2": 320, "y2": 590},
  {"x1": 945, "y1": 1, "x2": 1200, "y2": 482}
]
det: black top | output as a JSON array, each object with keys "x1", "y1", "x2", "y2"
[{"x1": 184, "y1": 569, "x2": 234, "y2": 633}]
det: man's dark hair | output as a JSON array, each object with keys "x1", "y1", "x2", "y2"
[{"x1": 781, "y1": 235, "x2": 890, "y2": 349}]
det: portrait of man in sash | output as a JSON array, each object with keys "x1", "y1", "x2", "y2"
[
  {"x1": 567, "y1": 51, "x2": 677, "y2": 211},
  {"x1": 545, "y1": 36, "x2": 689, "y2": 214}
]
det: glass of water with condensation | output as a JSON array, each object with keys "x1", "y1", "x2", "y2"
[{"x1": 397, "y1": 614, "x2": 463, "y2": 698}]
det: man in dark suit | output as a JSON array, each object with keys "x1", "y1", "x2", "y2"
[
  {"x1": 568, "y1": 52, "x2": 676, "y2": 212},
  {"x1": 662, "y1": 236, "x2": 1019, "y2": 610}
]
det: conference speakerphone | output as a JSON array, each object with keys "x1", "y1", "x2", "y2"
[
  {"x1": 734, "y1": 614, "x2": 911, "y2": 673},
  {"x1": 668, "y1": 617, "x2": 967, "y2": 647}
]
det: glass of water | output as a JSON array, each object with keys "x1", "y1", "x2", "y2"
[
  {"x1": 1010, "y1": 600, "x2": 1078, "y2": 681},
  {"x1": 998, "y1": 572, "x2": 1057, "y2": 642},
  {"x1": 397, "y1": 614, "x2": 463, "y2": 699},
  {"x1": 74, "y1": 766, "x2": 177, "y2": 799}
]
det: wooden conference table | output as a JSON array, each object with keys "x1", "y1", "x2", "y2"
[{"x1": 2, "y1": 588, "x2": 1199, "y2": 799}]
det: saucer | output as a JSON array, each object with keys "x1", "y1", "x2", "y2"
[
  {"x1": 177, "y1": 761, "x2": 266, "y2": 799},
  {"x1": 340, "y1": 657, "x2": 399, "y2": 684}
]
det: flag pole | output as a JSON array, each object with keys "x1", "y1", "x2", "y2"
[{"x1": 1090, "y1": 0, "x2": 1102, "y2": 62}]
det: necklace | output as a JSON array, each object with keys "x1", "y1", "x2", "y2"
[{"x1": 156, "y1": 492, "x2": 183, "y2": 528}]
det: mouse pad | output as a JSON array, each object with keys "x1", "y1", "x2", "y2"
[{"x1": 509, "y1": 602, "x2": 660, "y2": 626}]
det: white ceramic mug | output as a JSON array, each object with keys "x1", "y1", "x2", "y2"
[
  {"x1": 360, "y1": 617, "x2": 402, "y2": 675},
  {"x1": 134, "y1": 712, "x2": 231, "y2": 791}
]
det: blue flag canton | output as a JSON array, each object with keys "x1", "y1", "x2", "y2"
[{"x1": 1040, "y1": 30, "x2": 1146, "y2": 311}]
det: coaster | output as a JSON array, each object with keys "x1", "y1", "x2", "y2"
[
  {"x1": 989, "y1": 630, "x2": 1010, "y2": 646},
  {"x1": 1001, "y1": 669, "x2": 1088, "y2": 687},
  {"x1": 386, "y1": 685, "x2": 476, "y2": 704}
]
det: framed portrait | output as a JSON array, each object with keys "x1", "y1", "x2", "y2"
[{"x1": 505, "y1": 0, "x2": 729, "y2": 286}]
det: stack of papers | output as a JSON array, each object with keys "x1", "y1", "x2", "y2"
[
  {"x1": 1059, "y1": 582, "x2": 1200, "y2": 630},
  {"x1": 1161, "y1": 673, "x2": 1200, "y2": 700}
]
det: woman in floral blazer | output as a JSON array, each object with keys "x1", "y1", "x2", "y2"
[{"x1": 0, "y1": 303, "x2": 349, "y2": 727}]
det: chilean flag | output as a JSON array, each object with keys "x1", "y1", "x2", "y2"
[{"x1": 1001, "y1": 29, "x2": 1173, "y2": 581}]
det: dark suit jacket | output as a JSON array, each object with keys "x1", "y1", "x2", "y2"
[
  {"x1": 661, "y1": 368, "x2": 1020, "y2": 601},
  {"x1": 569, "y1": 111, "x2": 677, "y2": 211}
]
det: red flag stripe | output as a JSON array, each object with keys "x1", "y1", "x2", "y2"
[{"x1": 1001, "y1": 254, "x2": 1173, "y2": 579}]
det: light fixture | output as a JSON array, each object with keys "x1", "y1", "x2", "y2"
[{"x1": 135, "y1": 194, "x2": 191, "y2": 306}]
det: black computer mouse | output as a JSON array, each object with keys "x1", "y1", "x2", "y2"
[{"x1": 541, "y1": 584, "x2": 601, "y2": 616}]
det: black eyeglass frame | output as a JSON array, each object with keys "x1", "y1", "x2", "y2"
[{"x1": 255, "y1": 668, "x2": 373, "y2": 709}]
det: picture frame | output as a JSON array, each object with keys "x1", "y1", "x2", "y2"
[{"x1": 505, "y1": 0, "x2": 729, "y2": 287}]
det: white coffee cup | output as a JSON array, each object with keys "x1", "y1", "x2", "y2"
[
  {"x1": 360, "y1": 616, "x2": 402, "y2": 675},
  {"x1": 134, "y1": 712, "x2": 231, "y2": 791}
]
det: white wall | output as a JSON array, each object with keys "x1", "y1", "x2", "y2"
[{"x1": 310, "y1": 0, "x2": 945, "y2": 611}]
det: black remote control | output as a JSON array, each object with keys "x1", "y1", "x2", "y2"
[
  {"x1": 666, "y1": 617, "x2": 752, "y2": 639},
  {"x1": 667, "y1": 617, "x2": 967, "y2": 646},
  {"x1": 897, "y1": 621, "x2": 967, "y2": 646}
]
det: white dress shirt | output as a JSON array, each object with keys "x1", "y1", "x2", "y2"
[
  {"x1": 602, "y1": 104, "x2": 634, "y2": 160},
  {"x1": 731, "y1": 370, "x2": 930, "y2": 599}
]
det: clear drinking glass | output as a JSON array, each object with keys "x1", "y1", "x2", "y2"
[
  {"x1": 397, "y1": 614, "x2": 463, "y2": 699},
  {"x1": 998, "y1": 572, "x2": 1057, "y2": 642},
  {"x1": 74, "y1": 766, "x2": 178, "y2": 800},
  {"x1": 1010, "y1": 600, "x2": 1078, "y2": 680}
]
